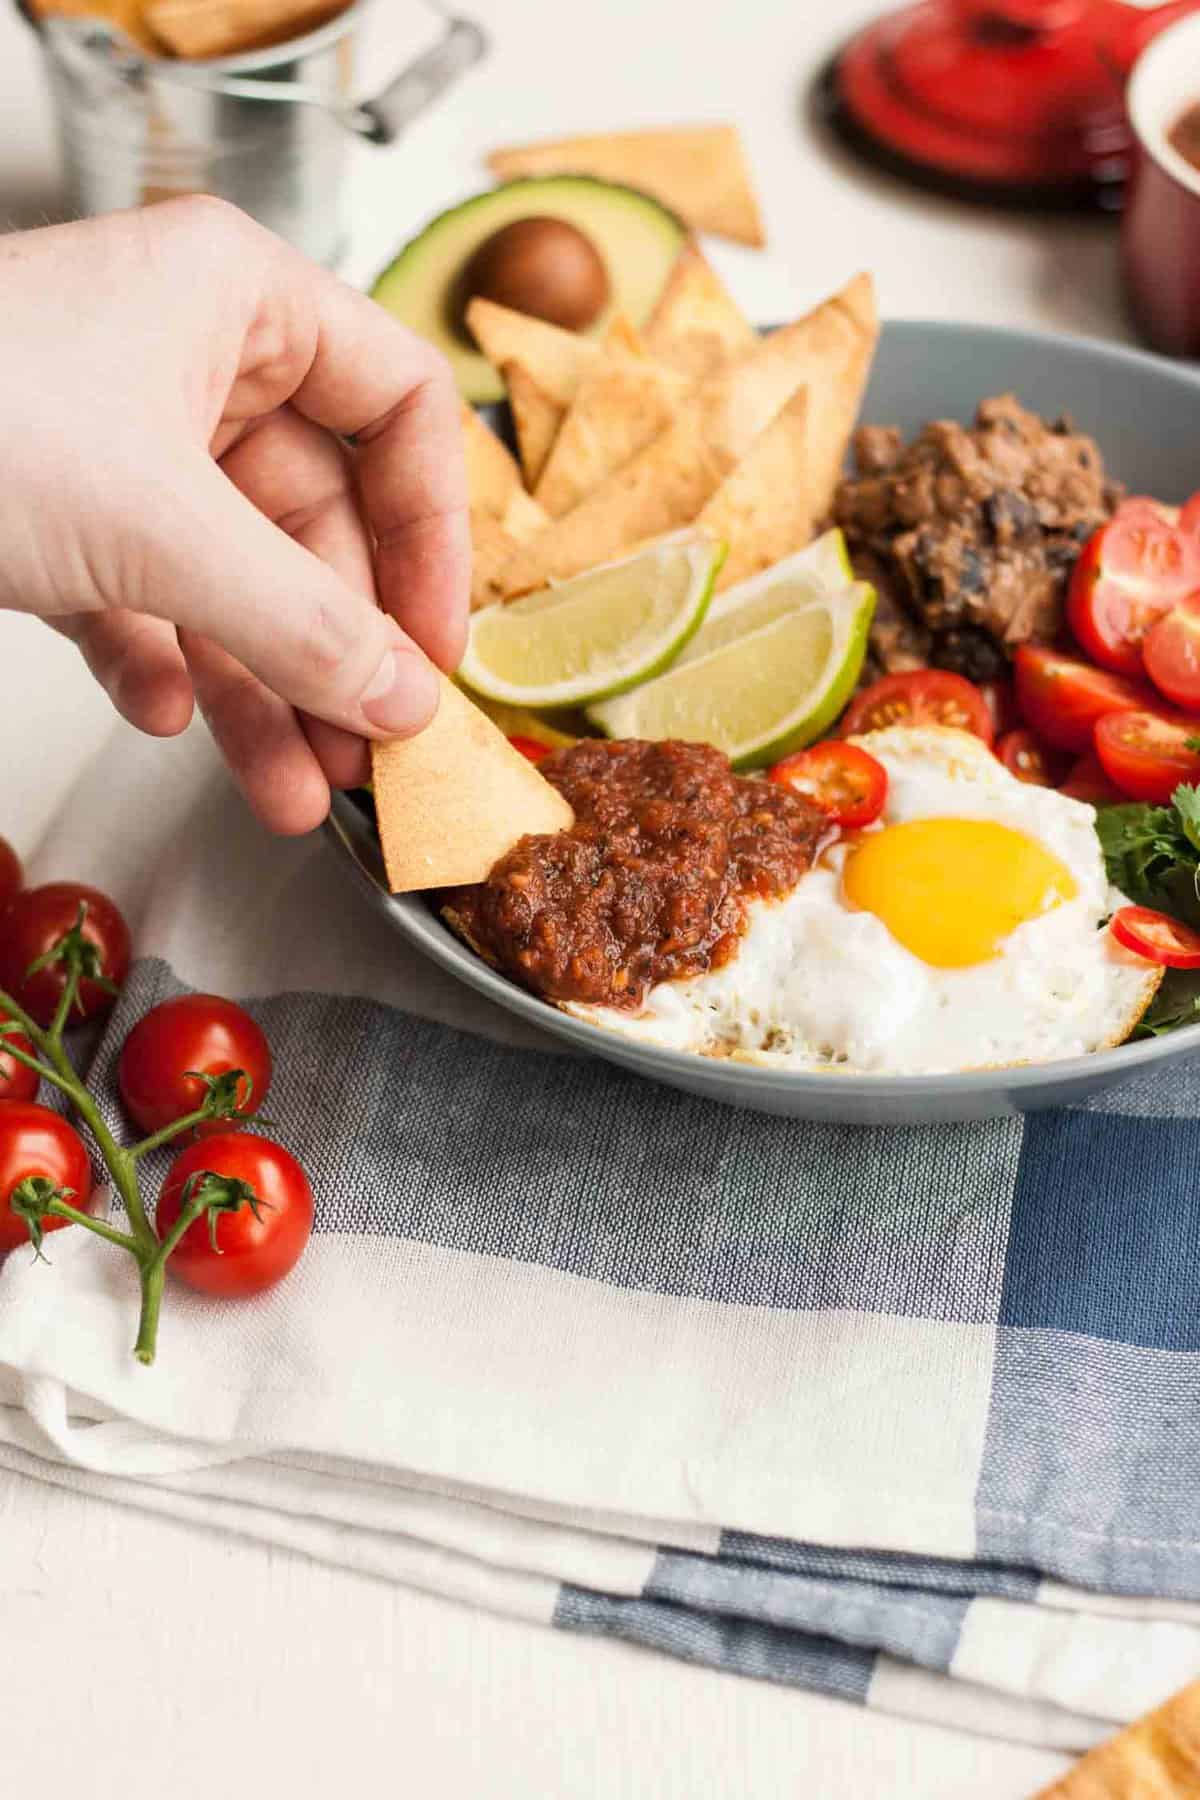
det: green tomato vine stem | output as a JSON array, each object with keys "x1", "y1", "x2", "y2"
[
  {"x1": 128, "y1": 1107, "x2": 214, "y2": 1163},
  {"x1": 44, "y1": 1198, "x2": 140, "y2": 1255},
  {"x1": 0, "y1": 951, "x2": 257, "y2": 1366}
]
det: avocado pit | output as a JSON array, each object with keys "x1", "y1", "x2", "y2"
[{"x1": 457, "y1": 216, "x2": 610, "y2": 335}]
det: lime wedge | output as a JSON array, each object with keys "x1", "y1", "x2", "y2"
[
  {"x1": 587, "y1": 572, "x2": 876, "y2": 769},
  {"x1": 675, "y1": 530, "x2": 854, "y2": 666},
  {"x1": 458, "y1": 532, "x2": 725, "y2": 709}
]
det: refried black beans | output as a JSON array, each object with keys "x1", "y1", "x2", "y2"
[{"x1": 834, "y1": 394, "x2": 1120, "y2": 684}]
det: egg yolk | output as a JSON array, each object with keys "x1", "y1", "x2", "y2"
[{"x1": 842, "y1": 818, "x2": 1078, "y2": 968}]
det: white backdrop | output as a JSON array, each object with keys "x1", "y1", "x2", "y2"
[{"x1": 0, "y1": 0, "x2": 1139, "y2": 1789}]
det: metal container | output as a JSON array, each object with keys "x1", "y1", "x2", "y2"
[{"x1": 22, "y1": 0, "x2": 487, "y2": 266}]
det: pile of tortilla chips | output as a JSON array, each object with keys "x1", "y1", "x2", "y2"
[
  {"x1": 460, "y1": 242, "x2": 877, "y2": 610},
  {"x1": 374, "y1": 241, "x2": 879, "y2": 896}
]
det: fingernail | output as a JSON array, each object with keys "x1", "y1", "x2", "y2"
[{"x1": 360, "y1": 650, "x2": 439, "y2": 735}]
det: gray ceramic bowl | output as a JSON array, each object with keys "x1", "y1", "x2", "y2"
[{"x1": 327, "y1": 319, "x2": 1200, "y2": 1124}]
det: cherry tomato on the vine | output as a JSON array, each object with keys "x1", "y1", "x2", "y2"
[
  {"x1": 0, "y1": 839, "x2": 21, "y2": 915},
  {"x1": 768, "y1": 741, "x2": 888, "y2": 828},
  {"x1": 0, "y1": 1034, "x2": 39, "y2": 1105},
  {"x1": 0, "y1": 1102, "x2": 91, "y2": 1254},
  {"x1": 0, "y1": 883, "x2": 130, "y2": 1028},
  {"x1": 841, "y1": 669, "x2": 994, "y2": 745},
  {"x1": 157, "y1": 1133, "x2": 313, "y2": 1299},
  {"x1": 118, "y1": 994, "x2": 272, "y2": 1138}
]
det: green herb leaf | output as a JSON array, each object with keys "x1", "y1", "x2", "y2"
[
  {"x1": 1095, "y1": 798, "x2": 1200, "y2": 916},
  {"x1": 1094, "y1": 786, "x2": 1200, "y2": 1037},
  {"x1": 1132, "y1": 967, "x2": 1200, "y2": 1039},
  {"x1": 1173, "y1": 783, "x2": 1200, "y2": 856}
]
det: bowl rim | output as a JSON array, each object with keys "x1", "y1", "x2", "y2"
[{"x1": 331, "y1": 314, "x2": 1200, "y2": 1102}]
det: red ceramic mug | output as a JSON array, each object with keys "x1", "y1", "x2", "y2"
[{"x1": 1124, "y1": 11, "x2": 1200, "y2": 356}]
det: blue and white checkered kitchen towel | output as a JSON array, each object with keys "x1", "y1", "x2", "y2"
[{"x1": 1, "y1": 719, "x2": 1199, "y2": 1751}]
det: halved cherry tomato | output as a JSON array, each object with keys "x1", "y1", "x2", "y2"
[
  {"x1": 996, "y1": 730, "x2": 1069, "y2": 787},
  {"x1": 0, "y1": 839, "x2": 21, "y2": 915},
  {"x1": 1058, "y1": 752, "x2": 1124, "y2": 807},
  {"x1": 0, "y1": 882, "x2": 130, "y2": 1028},
  {"x1": 1143, "y1": 599, "x2": 1200, "y2": 712},
  {"x1": 1180, "y1": 492, "x2": 1200, "y2": 540},
  {"x1": 1093, "y1": 710, "x2": 1200, "y2": 805},
  {"x1": 508, "y1": 735, "x2": 552, "y2": 764},
  {"x1": 157, "y1": 1132, "x2": 314, "y2": 1298},
  {"x1": 0, "y1": 1102, "x2": 90, "y2": 1254},
  {"x1": 1012, "y1": 645, "x2": 1159, "y2": 753},
  {"x1": 1110, "y1": 905, "x2": 1200, "y2": 969},
  {"x1": 767, "y1": 741, "x2": 888, "y2": 828},
  {"x1": 118, "y1": 994, "x2": 272, "y2": 1138},
  {"x1": 841, "y1": 670, "x2": 994, "y2": 745},
  {"x1": 981, "y1": 679, "x2": 1020, "y2": 739},
  {"x1": 0, "y1": 1034, "x2": 39, "y2": 1105},
  {"x1": 1067, "y1": 500, "x2": 1200, "y2": 675}
]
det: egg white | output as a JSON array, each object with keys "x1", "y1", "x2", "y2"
[{"x1": 565, "y1": 725, "x2": 1161, "y2": 1076}]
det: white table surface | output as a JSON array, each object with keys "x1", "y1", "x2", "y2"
[{"x1": 0, "y1": 0, "x2": 1138, "y2": 1790}]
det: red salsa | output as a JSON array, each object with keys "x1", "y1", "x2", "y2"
[{"x1": 444, "y1": 738, "x2": 826, "y2": 1010}]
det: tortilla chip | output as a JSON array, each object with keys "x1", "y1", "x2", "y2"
[
  {"x1": 487, "y1": 126, "x2": 766, "y2": 247},
  {"x1": 644, "y1": 240, "x2": 757, "y2": 379},
  {"x1": 461, "y1": 404, "x2": 521, "y2": 517},
  {"x1": 702, "y1": 270, "x2": 875, "y2": 461},
  {"x1": 490, "y1": 274, "x2": 875, "y2": 599},
  {"x1": 502, "y1": 361, "x2": 563, "y2": 488},
  {"x1": 490, "y1": 412, "x2": 731, "y2": 603},
  {"x1": 371, "y1": 673, "x2": 572, "y2": 892},
  {"x1": 470, "y1": 511, "x2": 518, "y2": 611},
  {"x1": 696, "y1": 389, "x2": 814, "y2": 591},
  {"x1": 601, "y1": 313, "x2": 646, "y2": 357},
  {"x1": 469, "y1": 488, "x2": 550, "y2": 609},
  {"x1": 534, "y1": 326, "x2": 690, "y2": 519},
  {"x1": 798, "y1": 271, "x2": 880, "y2": 527},
  {"x1": 1034, "y1": 1679, "x2": 1200, "y2": 1798},
  {"x1": 502, "y1": 486, "x2": 549, "y2": 541},
  {"x1": 465, "y1": 298, "x2": 598, "y2": 407}
]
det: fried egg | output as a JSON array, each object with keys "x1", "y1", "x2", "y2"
[{"x1": 565, "y1": 725, "x2": 1162, "y2": 1075}]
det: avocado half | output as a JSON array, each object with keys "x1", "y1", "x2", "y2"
[{"x1": 370, "y1": 177, "x2": 687, "y2": 404}]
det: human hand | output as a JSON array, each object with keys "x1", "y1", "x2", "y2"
[{"x1": 0, "y1": 198, "x2": 469, "y2": 833}]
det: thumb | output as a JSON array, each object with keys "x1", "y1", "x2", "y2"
[{"x1": 131, "y1": 455, "x2": 441, "y2": 739}]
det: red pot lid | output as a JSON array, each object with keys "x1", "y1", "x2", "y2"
[{"x1": 817, "y1": 0, "x2": 1200, "y2": 209}]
